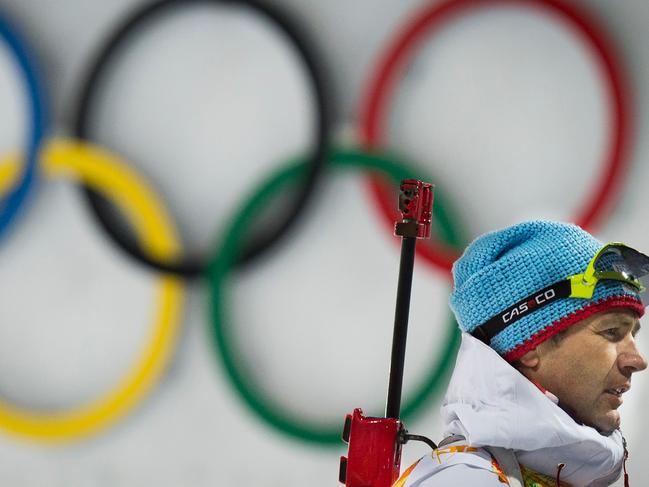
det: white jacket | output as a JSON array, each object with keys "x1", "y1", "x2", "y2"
[{"x1": 396, "y1": 333, "x2": 626, "y2": 487}]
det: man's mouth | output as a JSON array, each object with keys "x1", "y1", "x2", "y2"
[{"x1": 605, "y1": 384, "x2": 630, "y2": 398}]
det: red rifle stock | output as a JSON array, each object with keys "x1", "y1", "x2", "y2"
[{"x1": 340, "y1": 180, "x2": 433, "y2": 487}]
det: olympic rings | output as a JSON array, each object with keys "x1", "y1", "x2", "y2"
[
  {"x1": 207, "y1": 148, "x2": 464, "y2": 444},
  {"x1": 358, "y1": 0, "x2": 631, "y2": 273},
  {"x1": 0, "y1": 13, "x2": 48, "y2": 240},
  {"x1": 0, "y1": 0, "x2": 636, "y2": 449},
  {"x1": 0, "y1": 138, "x2": 184, "y2": 441},
  {"x1": 73, "y1": 0, "x2": 332, "y2": 278}
]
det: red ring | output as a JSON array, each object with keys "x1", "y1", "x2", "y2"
[{"x1": 358, "y1": 0, "x2": 632, "y2": 274}]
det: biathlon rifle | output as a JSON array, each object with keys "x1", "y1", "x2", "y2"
[{"x1": 339, "y1": 180, "x2": 437, "y2": 487}]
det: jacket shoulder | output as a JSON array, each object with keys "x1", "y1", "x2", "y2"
[
  {"x1": 413, "y1": 464, "x2": 510, "y2": 486},
  {"x1": 395, "y1": 446, "x2": 511, "y2": 487}
]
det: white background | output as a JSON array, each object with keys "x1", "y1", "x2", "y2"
[{"x1": 0, "y1": 0, "x2": 648, "y2": 485}]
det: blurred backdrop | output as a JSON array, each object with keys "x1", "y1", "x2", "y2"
[{"x1": 0, "y1": 0, "x2": 648, "y2": 485}]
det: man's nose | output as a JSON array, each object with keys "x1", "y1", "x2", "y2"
[{"x1": 619, "y1": 339, "x2": 648, "y2": 374}]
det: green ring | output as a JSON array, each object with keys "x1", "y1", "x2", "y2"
[{"x1": 207, "y1": 148, "x2": 466, "y2": 445}]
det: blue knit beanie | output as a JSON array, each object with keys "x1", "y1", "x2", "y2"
[{"x1": 449, "y1": 220, "x2": 644, "y2": 361}]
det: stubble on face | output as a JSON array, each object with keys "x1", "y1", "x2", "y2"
[{"x1": 525, "y1": 310, "x2": 642, "y2": 434}]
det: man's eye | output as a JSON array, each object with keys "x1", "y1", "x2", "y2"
[{"x1": 603, "y1": 328, "x2": 621, "y2": 339}]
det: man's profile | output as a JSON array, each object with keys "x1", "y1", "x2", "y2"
[{"x1": 395, "y1": 220, "x2": 647, "y2": 487}]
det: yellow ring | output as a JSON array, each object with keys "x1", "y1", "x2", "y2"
[{"x1": 0, "y1": 138, "x2": 184, "y2": 442}]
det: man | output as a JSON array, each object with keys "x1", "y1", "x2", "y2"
[{"x1": 395, "y1": 220, "x2": 647, "y2": 487}]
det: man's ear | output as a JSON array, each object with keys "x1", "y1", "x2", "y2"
[{"x1": 518, "y1": 348, "x2": 540, "y2": 369}]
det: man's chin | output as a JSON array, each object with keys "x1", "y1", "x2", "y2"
[
  {"x1": 557, "y1": 400, "x2": 621, "y2": 433},
  {"x1": 593, "y1": 410, "x2": 621, "y2": 435}
]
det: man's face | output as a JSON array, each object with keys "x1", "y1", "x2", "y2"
[{"x1": 525, "y1": 309, "x2": 647, "y2": 434}]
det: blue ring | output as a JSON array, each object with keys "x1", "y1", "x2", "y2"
[{"x1": 0, "y1": 13, "x2": 47, "y2": 239}]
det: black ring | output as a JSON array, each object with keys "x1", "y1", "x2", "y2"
[{"x1": 72, "y1": 0, "x2": 332, "y2": 277}]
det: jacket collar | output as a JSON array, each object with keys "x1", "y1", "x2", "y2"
[{"x1": 440, "y1": 333, "x2": 625, "y2": 486}]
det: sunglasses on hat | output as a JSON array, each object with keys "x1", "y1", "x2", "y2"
[{"x1": 472, "y1": 243, "x2": 649, "y2": 345}]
